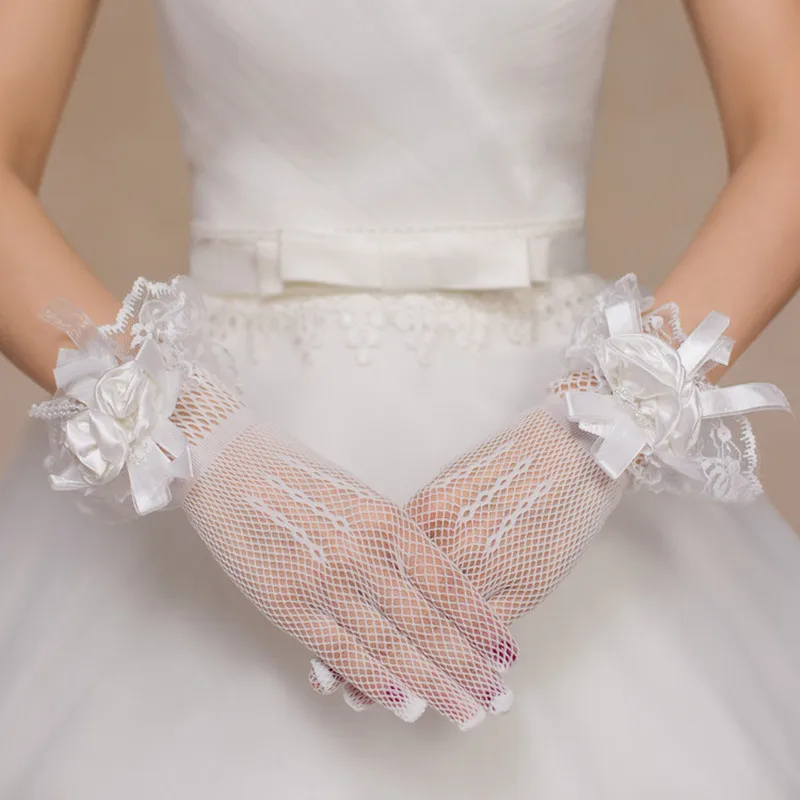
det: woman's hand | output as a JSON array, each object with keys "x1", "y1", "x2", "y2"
[
  {"x1": 178, "y1": 378, "x2": 518, "y2": 729},
  {"x1": 307, "y1": 403, "x2": 623, "y2": 712},
  {"x1": 404, "y1": 406, "x2": 622, "y2": 622},
  {"x1": 34, "y1": 277, "x2": 518, "y2": 731},
  {"x1": 313, "y1": 270, "x2": 792, "y2": 712}
]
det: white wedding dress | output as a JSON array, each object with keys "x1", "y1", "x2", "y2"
[{"x1": 2, "y1": 1, "x2": 799, "y2": 797}]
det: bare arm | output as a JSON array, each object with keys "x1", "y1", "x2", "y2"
[
  {"x1": 0, "y1": 0, "x2": 120, "y2": 392},
  {"x1": 655, "y1": 0, "x2": 800, "y2": 371}
]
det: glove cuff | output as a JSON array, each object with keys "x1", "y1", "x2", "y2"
[
  {"x1": 30, "y1": 276, "x2": 238, "y2": 517},
  {"x1": 557, "y1": 273, "x2": 790, "y2": 501}
]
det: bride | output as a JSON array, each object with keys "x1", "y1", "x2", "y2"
[{"x1": 1, "y1": 1, "x2": 799, "y2": 797}]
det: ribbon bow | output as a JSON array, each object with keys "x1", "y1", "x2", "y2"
[
  {"x1": 33, "y1": 296, "x2": 193, "y2": 515},
  {"x1": 563, "y1": 297, "x2": 789, "y2": 482}
]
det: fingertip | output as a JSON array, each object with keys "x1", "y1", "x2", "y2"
[
  {"x1": 343, "y1": 684, "x2": 373, "y2": 712},
  {"x1": 489, "y1": 687, "x2": 514, "y2": 716},
  {"x1": 488, "y1": 636, "x2": 519, "y2": 673},
  {"x1": 309, "y1": 658, "x2": 341, "y2": 695},
  {"x1": 458, "y1": 706, "x2": 487, "y2": 732},
  {"x1": 384, "y1": 687, "x2": 427, "y2": 723},
  {"x1": 398, "y1": 694, "x2": 427, "y2": 723}
]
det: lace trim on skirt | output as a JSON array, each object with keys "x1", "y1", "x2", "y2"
[{"x1": 202, "y1": 275, "x2": 605, "y2": 366}]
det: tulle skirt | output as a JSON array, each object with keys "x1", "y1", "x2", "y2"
[{"x1": 2, "y1": 278, "x2": 799, "y2": 799}]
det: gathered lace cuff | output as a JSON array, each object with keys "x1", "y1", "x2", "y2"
[
  {"x1": 30, "y1": 276, "x2": 238, "y2": 517},
  {"x1": 559, "y1": 274, "x2": 791, "y2": 501}
]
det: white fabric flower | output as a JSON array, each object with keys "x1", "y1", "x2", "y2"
[
  {"x1": 61, "y1": 340, "x2": 189, "y2": 513},
  {"x1": 132, "y1": 291, "x2": 200, "y2": 352},
  {"x1": 30, "y1": 280, "x2": 204, "y2": 515},
  {"x1": 562, "y1": 274, "x2": 790, "y2": 498},
  {"x1": 595, "y1": 333, "x2": 702, "y2": 460},
  {"x1": 95, "y1": 361, "x2": 164, "y2": 443},
  {"x1": 63, "y1": 409, "x2": 129, "y2": 486}
]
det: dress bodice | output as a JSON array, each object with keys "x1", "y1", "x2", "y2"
[
  {"x1": 154, "y1": 0, "x2": 617, "y2": 231},
  {"x1": 153, "y1": 1, "x2": 617, "y2": 297}
]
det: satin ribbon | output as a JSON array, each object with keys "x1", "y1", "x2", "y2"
[
  {"x1": 51, "y1": 418, "x2": 192, "y2": 514},
  {"x1": 128, "y1": 423, "x2": 192, "y2": 515},
  {"x1": 189, "y1": 222, "x2": 588, "y2": 297},
  {"x1": 564, "y1": 299, "x2": 791, "y2": 481},
  {"x1": 45, "y1": 301, "x2": 193, "y2": 515}
]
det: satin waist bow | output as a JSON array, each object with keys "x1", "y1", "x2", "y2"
[{"x1": 189, "y1": 220, "x2": 588, "y2": 297}]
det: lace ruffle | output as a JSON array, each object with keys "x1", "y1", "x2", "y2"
[
  {"x1": 202, "y1": 275, "x2": 605, "y2": 367},
  {"x1": 563, "y1": 274, "x2": 788, "y2": 502}
]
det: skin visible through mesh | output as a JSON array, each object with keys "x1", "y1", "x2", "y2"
[
  {"x1": 171, "y1": 377, "x2": 244, "y2": 445},
  {"x1": 407, "y1": 407, "x2": 622, "y2": 622},
  {"x1": 38, "y1": 279, "x2": 527, "y2": 727},
  {"x1": 324, "y1": 401, "x2": 623, "y2": 708},
  {"x1": 170, "y1": 379, "x2": 517, "y2": 728},
  {"x1": 553, "y1": 370, "x2": 601, "y2": 397}
]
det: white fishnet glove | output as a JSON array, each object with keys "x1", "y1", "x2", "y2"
[
  {"x1": 31, "y1": 278, "x2": 518, "y2": 730},
  {"x1": 313, "y1": 274, "x2": 791, "y2": 709},
  {"x1": 176, "y1": 376, "x2": 518, "y2": 728},
  {"x1": 407, "y1": 396, "x2": 622, "y2": 622}
]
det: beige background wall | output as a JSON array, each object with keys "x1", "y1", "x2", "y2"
[{"x1": 2, "y1": 0, "x2": 798, "y2": 527}]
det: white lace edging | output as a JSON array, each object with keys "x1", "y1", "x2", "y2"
[
  {"x1": 99, "y1": 276, "x2": 238, "y2": 388},
  {"x1": 202, "y1": 274, "x2": 605, "y2": 367},
  {"x1": 561, "y1": 274, "x2": 790, "y2": 502}
]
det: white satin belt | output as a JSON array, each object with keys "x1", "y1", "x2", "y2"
[{"x1": 188, "y1": 220, "x2": 588, "y2": 297}]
